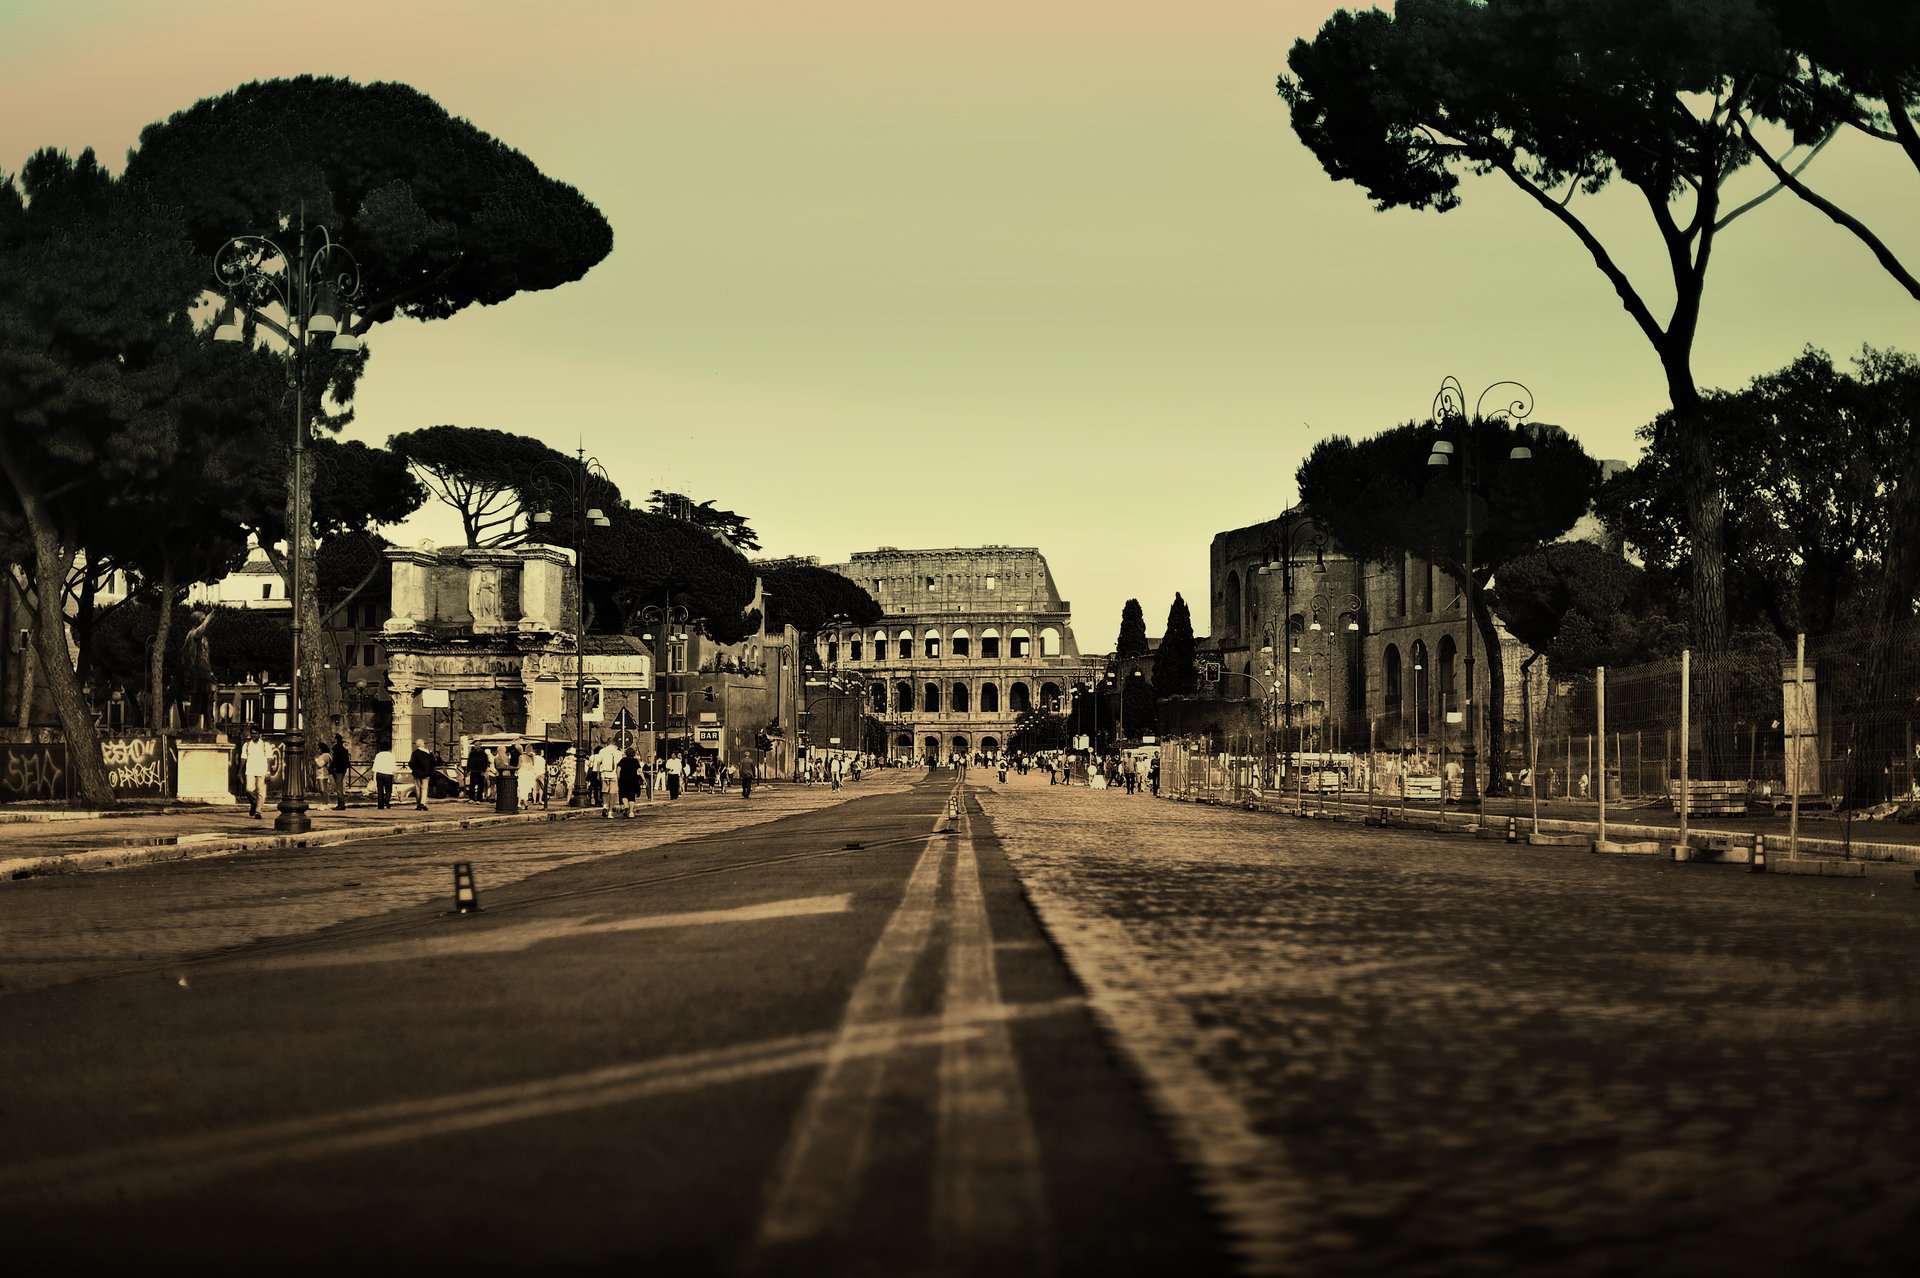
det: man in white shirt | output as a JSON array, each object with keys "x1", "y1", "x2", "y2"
[
  {"x1": 370, "y1": 745, "x2": 397, "y2": 809},
  {"x1": 238, "y1": 731, "x2": 272, "y2": 819},
  {"x1": 594, "y1": 740, "x2": 621, "y2": 816},
  {"x1": 665, "y1": 752, "x2": 683, "y2": 800}
]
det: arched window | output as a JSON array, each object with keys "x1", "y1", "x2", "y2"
[
  {"x1": 1039, "y1": 681, "x2": 1061, "y2": 709},
  {"x1": 1383, "y1": 644, "x2": 1403, "y2": 725},
  {"x1": 923, "y1": 682, "x2": 941, "y2": 713},
  {"x1": 1010, "y1": 628, "x2": 1031, "y2": 659},
  {"x1": 897, "y1": 629, "x2": 914, "y2": 657},
  {"x1": 870, "y1": 682, "x2": 887, "y2": 714},
  {"x1": 1009, "y1": 682, "x2": 1031, "y2": 713},
  {"x1": 951, "y1": 682, "x2": 970, "y2": 713},
  {"x1": 980, "y1": 682, "x2": 1000, "y2": 713},
  {"x1": 1224, "y1": 570, "x2": 1242, "y2": 642},
  {"x1": 950, "y1": 627, "x2": 971, "y2": 658},
  {"x1": 894, "y1": 732, "x2": 913, "y2": 752},
  {"x1": 850, "y1": 636, "x2": 863, "y2": 662},
  {"x1": 825, "y1": 640, "x2": 838, "y2": 665},
  {"x1": 895, "y1": 680, "x2": 914, "y2": 713},
  {"x1": 924, "y1": 629, "x2": 941, "y2": 660},
  {"x1": 1438, "y1": 635, "x2": 1457, "y2": 715},
  {"x1": 923, "y1": 735, "x2": 940, "y2": 760},
  {"x1": 872, "y1": 630, "x2": 889, "y2": 661},
  {"x1": 1039, "y1": 626, "x2": 1061, "y2": 657},
  {"x1": 980, "y1": 628, "x2": 1001, "y2": 659}
]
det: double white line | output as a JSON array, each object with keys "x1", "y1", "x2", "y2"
[{"x1": 752, "y1": 781, "x2": 1052, "y2": 1271}]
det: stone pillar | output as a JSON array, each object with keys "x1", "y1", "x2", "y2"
[
  {"x1": 519, "y1": 544, "x2": 575, "y2": 635},
  {"x1": 388, "y1": 654, "x2": 420, "y2": 758},
  {"x1": 384, "y1": 548, "x2": 440, "y2": 634}
]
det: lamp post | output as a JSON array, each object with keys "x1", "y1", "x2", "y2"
[
  {"x1": 213, "y1": 209, "x2": 364, "y2": 835},
  {"x1": 1308, "y1": 592, "x2": 1363, "y2": 755},
  {"x1": 528, "y1": 449, "x2": 612, "y2": 806},
  {"x1": 803, "y1": 672, "x2": 864, "y2": 777},
  {"x1": 640, "y1": 599, "x2": 693, "y2": 766},
  {"x1": 1256, "y1": 513, "x2": 1326, "y2": 782},
  {"x1": 1427, "y1": 376, "x2": 1534, "y2": 806}
]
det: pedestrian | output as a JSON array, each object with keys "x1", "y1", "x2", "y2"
[
  {"x1": 327, "y1": 733, "x2": 351, "y2": 810},
  {"x1": 741, "y1": 757, "x2": 754, "y2": 801},
  {"x1": 617, "y1": 746, "x2": 641, "y2": 816},
  {"x1": 240, "y1": 730, "x2": 271, "y2": 819},
  {"x1": 594, "y1": 739, "x2": 621, "y2": 817},
  {"x1": 466, "y1": 740, "x2": 490, "y2": 802},
  {"x1": 518, "y1": 745, "x2": 539, "y2": 807},
  {"x1": 408, "y1": 738, "x2": 436, "y2": 811},
  {"x1": 665, "y1": 752, "x2": 683, "y2": 800},
  {"x1": 371, "y1": 743, "x2": 397, "y2": 809},
  {"x1": 1149, "y1": 756, "x2": 1161, "y2": 797}
]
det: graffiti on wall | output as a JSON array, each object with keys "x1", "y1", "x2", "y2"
[
  {"x1": 101, "y1": 735, "x2": 169, "y2": 797},
  {"x1": 0, "y1": 743, "x2": 68, "y2": 802}
]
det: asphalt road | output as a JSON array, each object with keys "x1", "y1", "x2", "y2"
[{"x1": 0, "y1": 775, "x2": 1226, "y2": 1275}]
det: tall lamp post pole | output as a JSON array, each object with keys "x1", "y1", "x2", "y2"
[
  {"x1": 529, "y1": 449, "x2": 612, "y2": 806},
  {"x1": 1257, "y1": 514, "x2": 1326, "y2": 780},
  {"x1": 213, "y1": 208, "x2": 365, "y2": 835},
  {"x1": 1428, "y1": 376, "x2": 1534, "y2": 805},
  {"x1": 640, "y1": 599, "x2": 693, "y2": 763}
]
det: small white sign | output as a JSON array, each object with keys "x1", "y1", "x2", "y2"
[
  {"x1": 420, "y1": 688, "x2": 449, "y2": 709},
  {"x1": 829, "y1": 736, "x2": 841, "y2": 745}
]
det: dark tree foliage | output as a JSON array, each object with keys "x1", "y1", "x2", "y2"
[
  {"x1": 1494, "y1": 540, "x2": 1686, "y2": 675},
  {"x1": 1009, "y1": 708, "x2": 1068, "y2": 753},
  {"x1": 1599, "y1": 348, "x2": 1920, "y2": 639},
  {"x1": 0, "y1": 148, "x2": 202, "y2": 801},
  {"x1": 125, "y1": 76, "x2": 614, "y2": 330},
  {"x1": 531, "y1": 506, "x2": 759, "y2": 643},
  {"x1": 650, "y1": 491, "x2": 761, "y2": 551},
  {"x1": 1153, "y1": 594, "x2": 1198, "y2": 698},
  {"x1": 1121, "y1": 672, "x2": 1158, "y2": 738},
  {"x1": 390, "y1": 425, "x2": 583, "y2": 547},
  {"x1": 1116, "y1": 598, "x2": 1150, "y2": 659},
  {"x1": 1280, "y1": 0, "x2": 1789, "y2": 775},
  {"x1": 1298, "y1": 415, "x2": 1597, "y2": 790},
  {"x1": 760, "y1": 563, "x2": 883, "y2": 645}
]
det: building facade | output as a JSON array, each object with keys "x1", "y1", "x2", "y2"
[{"x1": 821, "y1": 546, "x2": 1099, "y2": 761}]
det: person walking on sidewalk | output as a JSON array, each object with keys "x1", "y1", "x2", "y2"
[
  {"x1": 466, "y1": 741, "x2": 490, "y2": 802},
  {"x1": 741, "y1": 757, "x2": 754, "y2": 801},
  {"x1": 327, "y1": 734, "x2": 351, "y2": 810},
  {"x1": 371, "y1": 745, "x2": 397, "y2": 809},
  {"x1": 665, "y1": 752, "x2": 683, "y2": 800},
  {"x1": 617, "y1": 746, "x2": 641, "y2": 816},
  {"x1": 594, "y1": 740, "x2": 620, "y2": 817},
  {"x1": 408, "y1": 739, "x2": 436, "y2": 811},
  {"x1": 240, "y1": 730, "x2": 271, "y2": 819}
]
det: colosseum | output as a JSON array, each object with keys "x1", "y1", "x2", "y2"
[{"x1": 819, "y1": 546, "x2": 1100, "y2": 761}]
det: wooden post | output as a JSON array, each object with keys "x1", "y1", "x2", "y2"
[
  {"x1": 1678, "y1": 650, "x2": 1690, "y2": 857},
  {"x1": 1596, "y1": 667, "x2": 1608, "y2": 845},
  {"x1": 1789, "y1": 633, "x2": 1805, "y2": 858}
]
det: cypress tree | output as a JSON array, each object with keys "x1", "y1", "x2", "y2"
[
  {"x1": 1153, "y1": 593, "x2": 1198, "y2": 697},
  {"x1": 1116, "y1": 598, "x2": 1149, "y2": 659}
]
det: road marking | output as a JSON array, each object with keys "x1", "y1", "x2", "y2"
[
  {"x1": 235, "y1": 894, "x2": 853, "y2": 970},
  {"x1": 750, "y1": 803, "x2": 952, "y2": 1250},
  {"x1": 0, "y1": 998, "x2": 1082, "y2": 1208},
  {"x1": 933, "y1": 798, "x2": 1052, "y2": 1275}
]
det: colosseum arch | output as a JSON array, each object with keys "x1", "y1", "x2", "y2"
[
  {"x1": 951, "y1": 682, "x2": 970, "y2": 713},
  {"x1": 980, "y1": 682, "x2": 1000, "y2": 713}
]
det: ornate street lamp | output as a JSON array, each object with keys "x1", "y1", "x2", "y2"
[
  {"x1": 528, "y1": 448, "x2": 612, "y2": 806},
  {"x1": 1256, "y1": 513, "x2": 1326, "y2": 774},
  {"x1": 640, "y1": 599, "x2": 694, "y2": 768},
  {"x1": 212, "y1": 209, "x2": 364, "y2": 834},
  {"x1": 1427, "y1": 375, "x2": 1535, "y2": 807}
]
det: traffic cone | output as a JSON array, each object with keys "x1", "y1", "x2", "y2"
[{"x1": 452, "y1": 862, "x2": 482, "y2": 914}]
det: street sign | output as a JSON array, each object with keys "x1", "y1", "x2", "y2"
[{"x1": 829, "y1": 736, "x2": 841, "y2": 745}]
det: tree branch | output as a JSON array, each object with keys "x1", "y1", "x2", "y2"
[
  {"x1": 1877, "y1": 67, "x2": 1920, "y2": 176},
  {"x1": 1736, "y1": 115, "x2": 1920, "y2": 301},
  {"x1": 1716, "y1": 125, "x2": 1833, "y2": 229}
]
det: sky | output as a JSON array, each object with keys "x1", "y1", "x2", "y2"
[{"x1": 3, "y1": 0, "x2": 1916, "y2": 648}]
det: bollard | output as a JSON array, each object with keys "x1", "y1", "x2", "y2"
[
  {"x1": 1748, "y1": 831, "x2": 1767, "y2": 873},
  {"x1": 452, "y1": 862, "x2": 481, "y2": 914},
  {"x1": 1505, "y1": 816, "x2": 1518, "y2": 844},
  {"x1": 495, "y1": 766, "x2": 519, "y2": 814}
]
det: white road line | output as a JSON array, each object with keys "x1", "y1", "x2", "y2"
[
  {"x1": 2, "y1": 999, "x2": 1081, "y2": 1209},
  {"x1": 932, "y1": 796, "x2": 1052, "y2": 1275},
  {"x1": 237, "y1": 894, "x2": 853, "y2": 970},
  {"x1": 751, "y1": 804, "x2": 953, "y2": 1249}
]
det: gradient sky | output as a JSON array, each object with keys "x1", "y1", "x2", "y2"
[{"x1": 4, "y1": 0, "x2": 1916, "y2": 648}]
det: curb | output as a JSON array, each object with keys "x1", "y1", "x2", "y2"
[{"x1": 1, "y1": 806, "x2": 608, "y2": 881}]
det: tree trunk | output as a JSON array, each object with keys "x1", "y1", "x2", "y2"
[
  {"x1": 148, "y1": 559, "x2": 177, "y2": 731},
  {"x1": 25, "y1": 524, "x2": 114, "y2": 804},
  {"x1": 1665, "y1": 377, "x2": 1734, "y2": 780}
]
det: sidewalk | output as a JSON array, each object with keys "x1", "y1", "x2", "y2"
[{"x1": 0, "y1": 778, "x2": 894, "y2": 880}]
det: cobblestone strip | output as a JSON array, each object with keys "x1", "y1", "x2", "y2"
[{"x1": 975, "y1": 780, "x2": 1314, "y2": 1275}]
